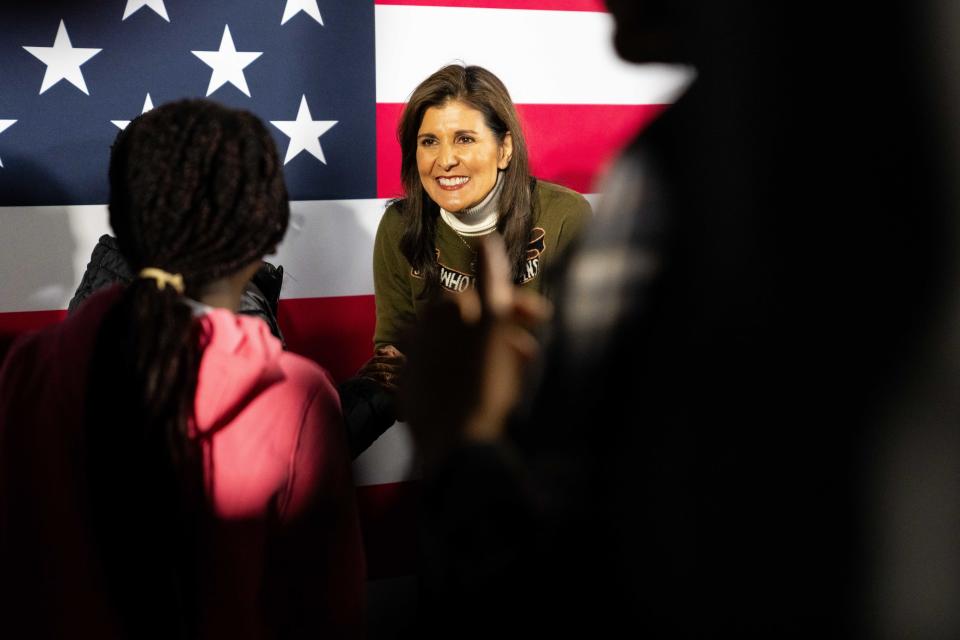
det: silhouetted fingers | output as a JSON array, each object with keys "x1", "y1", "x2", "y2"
[
  {"x1": 510, "y1": 290, "x2": 553, "y2": 330},
  {"x1": 476, "y1": 234, "x2": 512, "y2": 319}
]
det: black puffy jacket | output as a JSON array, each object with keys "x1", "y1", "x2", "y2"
[{"x1": 69, "y1": 235, "x2": 285, "y2": 345}]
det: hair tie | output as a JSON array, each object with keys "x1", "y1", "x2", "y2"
[{"x1": 138, "y1": 267, "x2": 185, "y2": 294}]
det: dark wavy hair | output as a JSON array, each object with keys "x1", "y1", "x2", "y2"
[
  {"x1": 395, "y1": 64, "x2": 534, "y2": 290},
  {"x1": 84, "y1": 99, "x2": 289, "y2": 637}
]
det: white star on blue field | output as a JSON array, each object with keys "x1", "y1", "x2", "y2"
[{"x1": 0, "y1": 0, "x2": 375, "y2": 205}]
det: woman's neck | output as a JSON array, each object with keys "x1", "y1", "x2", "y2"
[{"x1": 440, "y1": 171, "x2": 504, "y2": 237}]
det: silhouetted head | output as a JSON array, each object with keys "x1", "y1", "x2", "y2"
[{"x1": 606, "y1": 0, "x2": 697, "y2": 63}]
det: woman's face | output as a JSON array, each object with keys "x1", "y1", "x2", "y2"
[{"x1": 416, "y1": 99, "x2": 512, "y2": 213}]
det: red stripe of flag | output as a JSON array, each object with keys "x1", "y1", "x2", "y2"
[
  {"x1": 375, "y1": 0, "x2": 606, "y2": 12},
  {"x1": 276, "y1": 295, "x2": 376, "y2": 382},
  {"x1": 0, "y1": 296, "x2": 375, "y2": 383},
  {"x1": 376, "y1": 102, "x2": 667, "y2": 198}
]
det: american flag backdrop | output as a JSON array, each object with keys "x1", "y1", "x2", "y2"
[{"x1": 0, "y1": 0, "x2": 691, "y2": 622}]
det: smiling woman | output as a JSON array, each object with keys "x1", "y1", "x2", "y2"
[
  {"x1": 415, "y1": 99, "x2": 513, "y2": 215},
  {"x1": 365, "y1": 64, "x2": 592, "y2": 378}
]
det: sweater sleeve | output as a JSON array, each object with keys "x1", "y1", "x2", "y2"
[
  {"x1": 372, "y1": 205, "x2": 417, "y2": 350},
  {"x1": 265, "y1": 374, "x2": 366, "y2": 638}
]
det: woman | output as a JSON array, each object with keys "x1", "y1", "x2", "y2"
[
  {"x1": 360, "y1": 64, "x2": 591, "y2": 391},
  {"x1": 0, "y1": 100, "x2": 365, "y2": 638}
]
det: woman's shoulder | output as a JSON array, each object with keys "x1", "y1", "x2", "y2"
[
  {"x1": 376, "y1": 199, "x2": 409, "y2": 240},
  {"x1": 533, "y1": 179, "x2": 593, "y2": 220},
  {"x1": 535, "y1": 179, "x2": 583, "y2": 198},
  {"x1": 382, "y1": 199, "x2": 413, "y2": 221}
]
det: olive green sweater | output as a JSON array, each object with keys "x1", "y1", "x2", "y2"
[{"x1": 373, "y1": 180, "x2": 591, "y2": 349}]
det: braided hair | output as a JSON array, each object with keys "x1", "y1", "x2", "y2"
[{"x1": 84, "y1": 99, "x2": 289, "y2": 637}]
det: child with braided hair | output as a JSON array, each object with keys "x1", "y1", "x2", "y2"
[{"x1": 0, "y1": 99, "x2": 365, "y2": 638}]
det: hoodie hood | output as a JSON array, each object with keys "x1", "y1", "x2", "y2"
[
  {"x1": 193, "y1": 309, "x2": 285, "y2": 435},
  {"x1": 52, "y1": 287, "x2": 284, "y2": 436}
]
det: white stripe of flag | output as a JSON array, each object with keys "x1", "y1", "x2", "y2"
[{"x1": 375, "y1": 5, "x2": 694, "y2": 105}]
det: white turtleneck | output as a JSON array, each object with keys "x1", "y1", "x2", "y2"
[{"x1": 439, "y1": 171, "x2": 504, "y2": 237}]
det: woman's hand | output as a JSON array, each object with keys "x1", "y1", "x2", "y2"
[
  {"x1": 357, "y1": 345, "x2": 406, "y2": 394},
  {"x1": 402, "y1": 234, "x2": 552, "y2": 463}
]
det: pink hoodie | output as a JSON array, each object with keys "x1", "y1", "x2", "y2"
[{"x1": 0, "y1": 287, "x2": 366, "y2": 638}]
